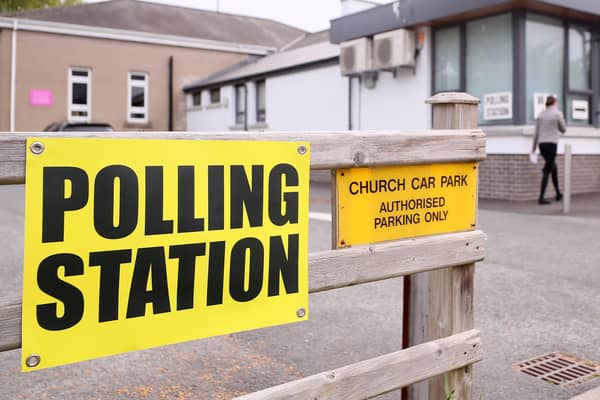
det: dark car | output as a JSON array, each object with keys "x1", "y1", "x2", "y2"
[{"x1": 43, "y1": 122, "x2": 114, "y2": 132}]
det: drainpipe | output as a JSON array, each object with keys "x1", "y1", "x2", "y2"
[
  {"x1": 348, "y1": 76, "x2": 352, "y2": 130},
  {"x1": 10, "y1": 20, "x2": 18, "y2": 132},
  {"x1": 168, "y1": 56, "x2": 173, "y2": 131}
]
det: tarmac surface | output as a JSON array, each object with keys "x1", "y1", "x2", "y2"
[{"x1": 1, "y1": 183, "x2": 599, "y2": 399}]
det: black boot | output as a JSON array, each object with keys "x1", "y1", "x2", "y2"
[
  {"x1": 551, "y1": 166, "x2": 561, "y2": 201},
  {"x1": 538, "y1": 172, "x2": 550, "y2": 205},
  {"x1": 556, "y1": 192, "x2": 563, "y2": 201}
]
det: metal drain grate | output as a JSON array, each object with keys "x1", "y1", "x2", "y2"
[{"x1": 514, "y1": 352, "x2": 600, "y2": 387}]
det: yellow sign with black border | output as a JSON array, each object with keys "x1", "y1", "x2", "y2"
[
  {"x1": 336, "y1": 163, "x2": 477, "y2": 247},
  {"x1": 22, "y1": 138, "x2": 309, "y2": 371}
]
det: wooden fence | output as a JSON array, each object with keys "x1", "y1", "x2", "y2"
[{"x1": 0, "y1": 92, "x2": 486, "y2": 399}]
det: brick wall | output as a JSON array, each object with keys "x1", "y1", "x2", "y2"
[{"x1": 479, "y1": 154, "x2": 600, "y2": 201}]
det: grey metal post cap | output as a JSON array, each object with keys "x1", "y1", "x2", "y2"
[{"x1": 426, "y1": 92, "x2": 480, "y2": 105}]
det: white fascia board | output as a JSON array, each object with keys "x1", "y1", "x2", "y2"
[{"x1": 0, "y1": 17, "x2": 275, "y2": 55}]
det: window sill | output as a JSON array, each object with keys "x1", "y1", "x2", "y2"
[
  {"x1": 124, "y1": 121, "x2": 152, "y2": 130},
  {"x1": 204, "y1": 102, "x2": 227, "y2": 110},
  {"x1": 249, "y1": 122, "x2": 268, "y2": 130},
  {"x1": 228, "y1": 124, "x2": 246, "y2": 131}
]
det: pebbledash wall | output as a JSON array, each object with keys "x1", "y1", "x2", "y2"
[{"x1": 479, "y1": 127, "x2": 600, "y2": 200}]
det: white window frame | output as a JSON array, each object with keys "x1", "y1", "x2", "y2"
[
  {"x1": 128, "y1": 72, "x2": 149, "y2": 124},
  {"x1": 68, "y1": 67, "x2": 91, "y2": 122}
]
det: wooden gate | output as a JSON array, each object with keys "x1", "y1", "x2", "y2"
[{"x1": 0, "y1": 93, "x2": 485, "y2": 399}]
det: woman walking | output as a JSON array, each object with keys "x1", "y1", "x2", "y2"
[{"x1": 531, "y1": 95, "x2": 566, "y2": 205}]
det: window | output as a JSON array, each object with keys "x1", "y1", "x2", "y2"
[
  {"x1": 68, "y1": 68, "x2": 91, "y2": 122},
  {"x1": 128, "y1": 72, "x2": 148, "y2": 123},
  {"x1": 466, "y1": 14, "x2": 513, "y2": 123},
  {"x1": 256, "y1": 80, "x2": 266, "y2": 122},
  {"x1": 210, "y1": 88, "x2": 220, "y2": 104},
  {"x1": 567, "y1": 26, "x2": 592, "y2": 125},
  {"x1": 526, "y1": 14, "x2": 564, "y2": 122},
  {"x1": 434, "y1": 26, "x2": 461, "y2": 92},
  {"x1": 191, "y1": 91, "x2": 202, "y2": 107},
  {"x1": 235, "y1": 84, "x2": 246, "y2": 125}
]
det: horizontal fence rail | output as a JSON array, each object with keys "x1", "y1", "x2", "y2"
[
  {"x1": 233, "y1": 329, "x2": 482, "y2": 400},
  {"x1": 0, "y1": 230, "x2": 486, "y2": 352},
  {"x1": 0, "y1": 130, "x2": 486, "y2": 184}
]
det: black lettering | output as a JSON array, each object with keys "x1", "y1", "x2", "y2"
[
  {"x1": 177, "y1": 166, "x2": 204, "y2": 233},
  {"x1": 145, "y1": 166, "x2": 174, "y2": 235},
  {"x1": 207, "y1": 241, "x2": 225, "y2": 306},
  {"x1": 126, "y1": 247, "x2": 171, "y2": 318},
  {"x1": 230, "y1": 165, "x2": 263, "y2": 229},
  {"x1": 268, "y1": 164, "x2": 298, "y2": 226},
  {"x1": 208, "y1": 166, "x2": 224, "y2": 231},
  {"x1": 36, "y1": 253, "x2": 84, "y2": 330},
  {"x1": 89, "y1": 249, "x2": 132, "y2": 322},
  {"x1": 268, "y1": 234, "x2": 299, "y2": 296},
  {"x1": 169, "y1": 243, "x2": 206, "y2": 310},
  {"x1": 229, "y1": 238, "x2": 263, "y2": 302},
  {"x1": 349, "y1": 182, "x2": 358, "y2": 195},
  {"x1": 94, "y1": 165, "x2": 138, "y2": 239},
  {"x1": 42, "y1": 167, "x2": 89, "y2": 243}
]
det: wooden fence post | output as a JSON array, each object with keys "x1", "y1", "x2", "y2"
[{"x1": 408, "y1": 92, "x2": 480, "y2": 400}]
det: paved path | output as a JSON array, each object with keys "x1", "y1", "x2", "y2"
[{"x1": 1, "y1": 184, "x2": 599, "y2": 399}]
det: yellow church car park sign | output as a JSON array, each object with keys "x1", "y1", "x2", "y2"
[
  {"x1": 22, "y1": 138, "x2": 309, "y2": 371},
  {"x1": 336, "y1": 162, "x2": 477, "y2": 247}
]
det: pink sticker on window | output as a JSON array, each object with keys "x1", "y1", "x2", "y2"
[{"x1": 29, "y1": 90, "x2": 53, "y2": 106}]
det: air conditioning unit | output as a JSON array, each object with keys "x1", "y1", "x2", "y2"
[
  {"x1": 339, "y1": 37, "x2": 373, "y2": 76},
  {"x1": 373, "y1": 29, "x2": 416, "y2": 70}
]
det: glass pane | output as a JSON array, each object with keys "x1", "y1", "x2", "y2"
[
  {"x1": 569, "y1": 27, "x2": 591, "y2": 91},
  {"x1": 257, "y1": 81, "x2": 266, "y2": 110},
  {"x1": 236, "y1": 113, "x2": 245, "y2": 125},
  {"x1": 131, "y1": 86, "x2": 145, "y2": 107},
  {"x1": 192, "y1": 92, "x2": 201, "y2": 106},
  {"x1": 257, "y1": 110, "x2": 266, "y2": 122},
  {"x1": 434, "y1": 26, "x2": 460, "y2": 92},
  {"x1": 72, "y1": 82, "x2": 87, "y2": 105},
  {"x1": 466, "y1": 13, "x2": 513, "y2": 123},
  {"x1": 526, "y1": 14, "x2": 564, "y2": 122},
  {"x1": 236, "y1": 86, "x2": 246, "y2": 112},
  {"x1": 210, "y1": 88, "x2": 220, "y2": 103},
  {"x1": 567, "y1": 94, "x2": 591, "y2": 125},
  {"x1": 131, "y1": 74, "x2": 146, "y2": 81},
  {"x1": 130, "y1": 113, "x2": 145, "y2": 119},
  {"x1": 71, "y1": 70, "x2": 88, "y2": 77}
]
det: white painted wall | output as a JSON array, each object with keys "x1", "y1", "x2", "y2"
[
  {"x1": 186, "y1": 86, "x2": 235, "y2": 131},
  {"x1": 485, "y1": 127, "x2": 600, "y2": 154},
  {"x1": 186, "y1": 27, "x2": 433, "y2": 132},
  {"x1": 267, "y1": 65, "x2": 349, "y2": 131},
  {"x1": 357, "y1": 27, "x2": 432, "y2": 130}
]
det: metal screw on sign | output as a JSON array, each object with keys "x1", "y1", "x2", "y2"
[
  {"x1": 296, "y1": 308, "x2": 306, "y2": 318},
  {"x1": 30, "y1": 142, "x2": 45, "y2": 155},
  {"x1": 25, "y1": 354, "x2": 41, "y2": 368},
  {"x1": 297, "y1": 145, "x2": 307, "y2": 155}
]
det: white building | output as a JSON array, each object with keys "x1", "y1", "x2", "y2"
[{"x1": 185, "y1": 0, "x2": 600, "y2": 201}]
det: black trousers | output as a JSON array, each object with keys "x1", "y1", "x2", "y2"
[{"x1": 538, "y1": 142, "x2": 560, "y2": 199}]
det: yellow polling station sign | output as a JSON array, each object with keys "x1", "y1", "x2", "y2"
[
  {"x1": 22, "y1": 138, "x2": 309, "y2": 371},
  {"x1": 336, "y1": 163, "x2": 477, "y2": 247}
]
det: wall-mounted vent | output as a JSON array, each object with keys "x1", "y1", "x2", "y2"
[
  {"x1": 339, "y1": 37, "x2": 373, "y2": 76},
  {"x1": 373, "y1": 29, "x2": 416, "y2": 70}
]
